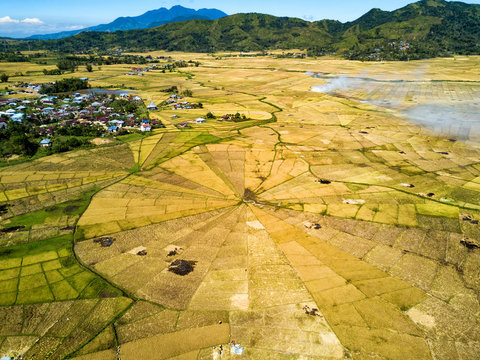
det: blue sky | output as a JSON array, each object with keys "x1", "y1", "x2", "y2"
[{"x1": 1, "y1": 0, "x2": 480, "y2": 38}]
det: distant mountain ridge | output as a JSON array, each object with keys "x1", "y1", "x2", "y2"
[
  {"x1": 17, "y1": 0, "x2": 480, "y2": 60},
  {"x1": 27, "y1": 5, "x2": 227, "y2": 40}
]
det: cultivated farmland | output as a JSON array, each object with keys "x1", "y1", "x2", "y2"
[{"x1": 1, "y1": 54, "x2": 480, "y2": 359}]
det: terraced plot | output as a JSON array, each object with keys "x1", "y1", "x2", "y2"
[
  {"x1": 0, "y1": 297, "x2": 131, "y2": 360},
  {"x1": 0, "y1": 144, "x2": 133, "y2": 220},
  {"x1": 75, "y1": 131, "x2": 480, "y2": 359},
  {"x1": 0, "y1": 235, "x2": 122, "y2": 306}
]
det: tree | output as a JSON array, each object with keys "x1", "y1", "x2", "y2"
[
  {"x1": 57, "y1": 59, "x2": 76, "y2": 72},
  {"x1": 110, "y1": 99, "x2": 139, "y2": 114},
  {"x1": 40, "y1": 78, "x2": 89, "y2": 94},
  {"x1": 1, "y1": 134, "x2": 38, "y2": 157},
  {"x1": 56, "y1": 124, "x2": 104, "y2": 137},
  {"x1": 86, "y1": 64, "x2": 93, "y2": 72},
  {"x1": 43, "y1": 68, "x2": 62, "y2": 75},
  {"x1": 181, "y1": 89, "x2": 193, "y2": 97},
  {"x1": 49, "y1": 137, "x2": 87, "y2": 154},
  {"x1": 206, "y1": 112, "x2": 216, "y2": 119},
  {"x1": 0, "y1": 73, "x2": 9, "y2": 83}
]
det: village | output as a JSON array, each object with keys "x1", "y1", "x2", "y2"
[
  {"x1": 0, "y1": 60, "x2": 251, "y2": 157},
  {"x1": 0, "y1": 89, "x2": 163, "y2": 148},
  {"x1": 0, "y1": 56, "x2": 210, "y2": 153},
  {"x1": 0, "y1": 58, "x2": 220, "y2": 157}
]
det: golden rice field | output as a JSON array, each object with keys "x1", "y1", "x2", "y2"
[{"x1": 1, "y1": 54, "x2": 480, "y2": 359}]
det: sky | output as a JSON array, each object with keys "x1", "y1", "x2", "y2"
[{"x1": 1, "y1": 0, "x2": 480, "y2": 38}]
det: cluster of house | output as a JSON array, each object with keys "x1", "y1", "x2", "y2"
[
  {"x1": 275, "y1": 52, "x2": 307, "y2": 59},
  {"x1": 218, "y1": 115, "x2": 241, "y2": 121},
  {"x1": 106, "y1": 119, "x2": 153, "y2": 133},
  {"x1": 176, "y1": 117, "x2": 206, "y2": 129},
  {"x1": 0, "y1": 92, "x2": 160, "y2": 141},
  {"x1": 389, "y1": 41, "x2": 411, "y2": 51},
  {"x1": 166, "y1": 95, "x2": 202, "y2": 110},
  {"x1": 0, "y1": 98, "x2": 32, "y2": 125},
  {"x1": 112, "y1": 52, "x2": 171, "y2": 61},
  {"x1": 12, "y1": 82, "x2": 43, "y2": 93},
  {"x1": 125, "y1": 62, "x2": 182, "y2": 76},
  {"x1": 148, "y1": 56, "x2": 174, "y2": 61},
  {"x1": 104, "y1": 50, "x2": 172, "y2": 60},
  {"x1": 222, "y1": 52, "x2": 306, "y2": 59},
  {"x1": 361, "y1": 41, "x2": 412, "y2": 60},
  {"x1": 66, "y1": 94, "x2": 158, "y2": 133},
  {"x1": 291, "y1": 52, "x2": 307, "y2": 58},
  {"x1": 125, "y1": 60, "x2": 189, "y2": 76},
  {"x1": 126, "y1": 65, "x2": 157, "y2": 76}
]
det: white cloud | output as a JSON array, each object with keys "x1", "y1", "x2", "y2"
[
  {"x1": 0, "y1": 16, "x2": 44, "y2": 25},
  {"x1": 0, "y1": 16, "x2": 20, "y2": 24},
  {"x1": 65, "y1": 25, "x2": 85, "y2": 30},
  {"x1": 0, "y1": 16, "x2": 87, "y2": 38},
  {"x1": 22, "y1": 18, "x2": 44, "y2": 24}
]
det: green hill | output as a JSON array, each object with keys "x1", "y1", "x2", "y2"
[
  {"x1": 28, "y1": 14, "x2": 334, "y2": 53},
  {"x1": 13, "y1": 0, "x2": 480, "y2": 60},
  {"x1": 339, "y1": 0, "x2": 480, "y2": 59}
]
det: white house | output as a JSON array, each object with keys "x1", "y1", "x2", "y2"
[
  {"x1": 147, "y1": 102, "x2": 157, "y2": 110},
  {"x1": 11, "y1": 113, "x2": 24, "y2": 122},
  {"x1": 40, "y1": 138, "x2": 51, "y2": 147},
  {"x1": 73, "y1": 98, "x2": 83, "y2": 103},
  {"x1": 195, "y1": 118, "x2": 206, "y2": 124},
  {"x1": 141, "y1": 123, "x2": 152, "y2": 132},
  {"x1": 109, "y1": 120, "x2": 124, "y2": 128}
]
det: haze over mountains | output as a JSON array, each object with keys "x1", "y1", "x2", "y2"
[{"x1": 27, "y1": 5, "x2": 228, "y2": 40}]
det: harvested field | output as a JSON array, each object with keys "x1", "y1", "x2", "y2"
[{"x1": 2, "y1": 54, "x2": 480, "y2": 359}]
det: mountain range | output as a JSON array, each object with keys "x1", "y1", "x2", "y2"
[
  {"x1": 27, "y1": 5, "x2": 228, "y2": 40},
  {"x1": 14, "y1": 0, "x2": 480, "y2": 60}
]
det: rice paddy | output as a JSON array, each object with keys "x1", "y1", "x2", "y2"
[{"x1": 1, "y1": 54, "x2": 480, "y2": 359}]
